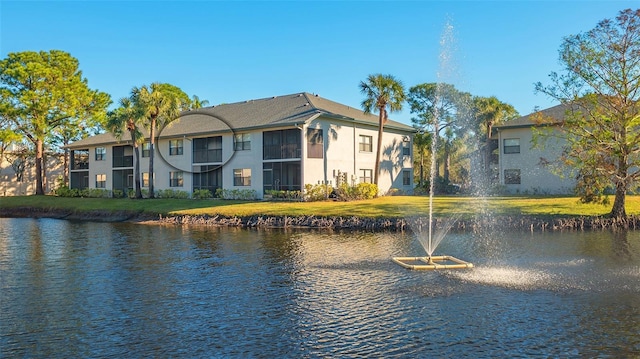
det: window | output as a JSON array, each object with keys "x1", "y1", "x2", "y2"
[
  {"x1": 95, "y1": 147, "x2": 106, "y2": 161},
  {"x1": 112, "y1": 145, "x2": 133, "y2": 167},
  {"x1": 402, "y1": 142, "x2": 410, "y2": 156},
  {"x1": 233, "y1": 168, "x2": 251, "y2": 186},
  {"x1": 96, "y1": 174, "x2": 106, "y2": 188},
  {"x1": 403, "y1": 170, "x2": 411, "y2": 186},
  {"x1": 234, "y1": 133, "x2": 251, "y2": 151},
  {"x1": 504, "y1": 169, "x2": 521, "y2": 184},
  {"x1": 263, "y1": 162, "x2": 301, "y2": 191},
  {"x1": 360, "y1": 169, "x2": 373, "y2": 183},
  {"x1": 169, "y1": 139, "x2": 183, "y2": 156},
  {"x1": 307, "y1": 128, "x2": 323, "y2": 158},
  {"x1": 504, "y1": 138, "x2": 520, "y2": 154},
  {"x1": 170, "y1": 171, "x2": 183, "y2": 187},
  {"x1": 193, "y1": 165, "x2": 222, "y2": 193},
  {"x1": 193, "y1": 137, "x2": 222, "y2": 163},
  {"x1": 263, "y1": 129, "x2": 301, "y2": 160},
  {"x1": 72, "y1": 149, "x2": 89, "y2": 170},
  {"x1": 142, "y1": 172, "x2": 149, "y2": 187},
  {"x1": 359, "y1": 135, "x2": 373, "y2": 152},
  {"x1": 70, "y1": 171, "x2": 89, "y2": 189},
  {"x1": 142, "y1": 142, "x2": 151, "y2": 158}
]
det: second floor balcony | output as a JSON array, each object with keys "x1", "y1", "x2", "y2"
[{"x1": 263, "y1": 144, "x2": 301, "y2": 160}]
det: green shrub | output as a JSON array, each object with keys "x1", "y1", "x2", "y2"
[
  {"x1": 265, "y1": 189, "x2": 302, "y2": 201},
  {"x1": 192, "y1": 189, "x2": 213, "y2": 199},
  {"x1": 303, "y1": 183, "x2": 332, "y2": 201},
  {"x1": 54, "y1": 186, "x2": 80, "y2": 197},
  {"x1": 86, "y1": 188, "x2": 110, "y2": 198},
  {"x1": 156, "y1": 189, "x2": 189, "y2": 199},
  {"x1": 215, "y1": 188, "x2": 258, "y2": 200},
  {"x1": 335, "y1": 182, "x2": 378, "y2": 201}
]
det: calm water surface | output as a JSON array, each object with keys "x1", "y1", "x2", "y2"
[{"x1": 1, "y1": 217, "x2": 640, "y2": 358}]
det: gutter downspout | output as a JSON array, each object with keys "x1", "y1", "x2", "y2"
[
  {"x1": 353, "y1": 122, "x2": 357, "y2": 184},
  {"x1": 295, "y1": 123, "x2": 305, "y2": 195}
]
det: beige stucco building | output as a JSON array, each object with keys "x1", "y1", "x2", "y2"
[
  {"x1": 65, "y1": 92, "x2": 416, "y2": 198},
  {"x1": 0, "y1": 149, "x2": 64, "y2": 196},
  {"x1": 493, "y1": 103, "x2": 575, "y2": 195}
]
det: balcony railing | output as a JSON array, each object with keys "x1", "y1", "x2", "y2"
[
  {"x1": 113, "y1": 156, "x2": 133, "y2": 168},
  {"x1": 263, "y1": 144, "x2": 301, "y2": 160},
  {"x1": 72, "y1": 161, "x2": 89, "y2": 170}
]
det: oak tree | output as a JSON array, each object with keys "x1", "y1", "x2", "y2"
[{"x1": 535, "y1": 8, "x2": 640, "y2": 218}]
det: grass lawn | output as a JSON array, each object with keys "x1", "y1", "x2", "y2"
[{"x1": 2, "y1": 194, "x2": 638, "y2": 218}]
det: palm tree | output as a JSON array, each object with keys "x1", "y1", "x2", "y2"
[
  {"x1": 106, "y1": 96, "x2": 144, "y2": 198},
  {"x1": 468, "y1": 96, "x2": 518, "y2": 188},
  {"x1": 413, "y1": 131, "x2": 431, "y2": 188},
  {"x1": 359, "y1": 74, "x2": 405, "y2": 187},
  {"x1": 190, "y1": 95, "x2": 210, "y2": 109},
  {"x1": 132, "y1": 83, "x2": 190, "y2": 198}
]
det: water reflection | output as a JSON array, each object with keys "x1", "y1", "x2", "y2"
[{"x1": 1, "y1": 218, "x2": 640, "y2": 357}]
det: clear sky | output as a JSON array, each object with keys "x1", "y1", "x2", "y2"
[{"x1": 1, "y1": 0, "x2": 638, "y2": 126}]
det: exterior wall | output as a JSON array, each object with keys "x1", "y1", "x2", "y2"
[
  {"x1": 155, "y1": 138, "x2": 194, "y2": 192},
  {"x1": 68, "y1": 119, "x2": 413, "y2": 198},
  {"x1": 303, "y1": 117, "x2": 413, "y2": 195},
  {"x1": 225, "y1": 131, "x2": 263, "y2": 196},
  {"x1": 92, "y1": 146, "x2": 113, "y2": 190},
  {"x1": 303, "y1": 119, "x2": 352, "y2": 187},
  {"x1": 0, "y1": 152, "x2": 65, "y2": 196},
  {"x1": 496, "y1": 126, "x2": 574, "y2": 195}
]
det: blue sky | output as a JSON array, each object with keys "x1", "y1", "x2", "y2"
[{"x1": 1, "y1": 1, "x2": 638, "y2": 125}]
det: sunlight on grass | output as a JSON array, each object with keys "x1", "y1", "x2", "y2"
[{"x1": 2, "y1": 195, "x2": 639, "y2": 218}]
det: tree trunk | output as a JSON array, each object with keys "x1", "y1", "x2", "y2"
[
  {"x1": 374, "y1": 107, "x2": 385, "y2": 189},
  {"x1": 419, "y1": 152, "x2": 424, "y2": 187},
  {"x1": 130, "y1": 130, "x2": 142, "y2": 199},
  {"x1": 443, "y1": 140, "x2": 450, "y2": 185},
  {"x1": 35, "y1": 138, "x2": 44, "y2": 195},
  {"x1": 43, "y1": 153, "x2": 47, "y2": 193},
  {"x1": 610, "y1": 180, "x2": 627, "y2": 218},
  {"x1": 148, "y1": 118, "x2": 156, "y2": 198}
]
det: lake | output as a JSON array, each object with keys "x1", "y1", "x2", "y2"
[{"x1": 1, "y1": 217, "x2": 639, "y2": 357}]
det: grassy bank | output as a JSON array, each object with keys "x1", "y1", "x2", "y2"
[{"x1": 2, "y1": 194, "x2": 639, "y2": 218}]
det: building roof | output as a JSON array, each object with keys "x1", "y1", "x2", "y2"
[
  {"x1": 494, "y1": 102, "x2": 573, "y2": 130},
  {"x1": 68, "y1": 92, "x2": 415, "y2": 149}
]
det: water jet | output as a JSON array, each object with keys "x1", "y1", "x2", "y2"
[{"x1": 392, "y1": 19, "x2": 472, "y2": 270}]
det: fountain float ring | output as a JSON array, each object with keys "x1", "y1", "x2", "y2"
[{"x1": 392, "y1": 255, "x2": 473, "y2": 270}]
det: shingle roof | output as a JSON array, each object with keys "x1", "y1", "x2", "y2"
[
  {"x1": 495, "y1": 102, "x2": 572, "y2": 129},
  {"x1": 68, "y1": 92, "x2": 414, "y2": 148}
]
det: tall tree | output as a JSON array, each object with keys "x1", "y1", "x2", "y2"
[
  {"x1": 0, "y1": 50, "x2": 110, "y2": 194},
  {"x1": 463, "y1": 95, "x2": 518, "y2": 192},
  {"x1": 407, "y1": 83, "x2": 465, "y2": 191},
  {"x1": 359, "y1": 74, "x2": 405, "y2": 187},
  {"x1": 107, "y1": 97, "x2": 144, "y2": 198},
  {"x1": 133, "y1": 83, "x2": 190, "y2": 198},
  {"x1": 535, "y1": 8, "x2": 640, "y2": 219},
  {"x1": 412, "y1": 131, "x2": 431, "y2": 188}
]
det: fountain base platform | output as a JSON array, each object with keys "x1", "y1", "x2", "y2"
[{"x1": 392, "y1": 255, "x2": 473, "y2": 270}]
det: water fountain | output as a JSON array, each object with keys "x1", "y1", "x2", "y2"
[{"x1": 393, "y1": 19, "x2": 472, "y2": 270}]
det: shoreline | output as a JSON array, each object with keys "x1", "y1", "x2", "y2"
[{"x1": 2, "y1": 207, "x2": 640, "y2": 231}]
